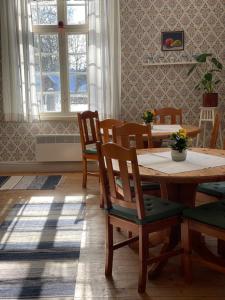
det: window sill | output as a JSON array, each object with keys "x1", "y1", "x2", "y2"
[{"x1": 39, "y1": 113, "x2": 79, "y2": 121}]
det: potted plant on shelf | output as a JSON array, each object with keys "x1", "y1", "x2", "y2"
[
  {"x1": 142, "y1": 110, "x2": 155, "y2": 128},
  {"x1": 188, "y1": 53, "x2": 223, "y2": 107},
  {"x1": 170, "y1": 129, "x2": 189, "y2": 161}
]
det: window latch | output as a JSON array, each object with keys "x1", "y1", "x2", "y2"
[{"x1": 58, "y1": 21, "x2": 64, "y2": 29}]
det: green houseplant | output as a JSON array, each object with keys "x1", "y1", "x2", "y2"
[
  {"x1": 142, "y1": 110, "x2": 155, "y2": 125},
  {"x1": 188, "y1": 53, "x2": 223, "y2": 107}
]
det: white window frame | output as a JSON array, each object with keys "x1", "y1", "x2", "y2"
[{"x1": 31, "y1": 0, "x2": 88, "y2": 120}]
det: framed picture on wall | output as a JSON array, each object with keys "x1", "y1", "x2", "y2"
[{"x1": 161, "y1": 31, "x2": 184, "y2": 51}]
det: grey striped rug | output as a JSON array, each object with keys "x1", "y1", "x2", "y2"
[
  {"x1": 0, "y1": 175, "x2": 62, "y2": 190},
  {"x1": 0, "y1": 196, "x2": 85, "y2": 299}
]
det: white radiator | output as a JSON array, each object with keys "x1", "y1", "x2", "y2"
[{"x1": 35, "y1": 134, "x2": 82, "y2": 162}]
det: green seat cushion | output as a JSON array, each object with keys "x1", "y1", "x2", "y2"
[
  {"x1": 108, "y1": 196, "x2": 184, "y2": 225},
  {"x1": 197, "y1": 182, "x2": 225, "y2": 198},
  {"x1": 83, "y1": 148, "x2": 97, "y2": 154},
  {"x1": 183, "y1": 200, "x2": 225, "y2": 230},
  {"x1": 115, "y1": 177, "x2": 160, "y2": 192}
]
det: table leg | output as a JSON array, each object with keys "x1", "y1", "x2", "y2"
[
  {"x1": 161, "y1": 182, "x2": 197, "y2": 207},
  {"x1": 148, "y1": 183, "x2": 197, "y2": 278},
  {"x1": 148, "y1": 225, "x2": 180, "y2": 279}
]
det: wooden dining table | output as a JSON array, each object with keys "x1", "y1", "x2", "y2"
[
  {"x1": 151, "y1": 124, "x2": 200, "y2": 141},
  {"x1": 137, "y1": 147, "x2": 225, "y2": 205},
  {"x1": 101, "y1": 123, "x2": 200, "y2": 148},
  {"x1": 135, "y1": 147, "x2": 225, "y2": 277},
  {"x1": 151, "y1": 124, "x2": 200, "y2": 147}
]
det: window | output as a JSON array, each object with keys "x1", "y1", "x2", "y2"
[{"x1": 31, "y1": 0, "x2": 88, "y2": 118}]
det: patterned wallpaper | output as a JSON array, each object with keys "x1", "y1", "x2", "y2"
[
  {"x1": 0, "y1": 25, "x2": 3, "y2": 123},
  {"x1": 0, "y1": 0, "x2": 225, "y2": 162},
  {"x1": 120, "y1": 0, "x2": 225, "y2": 124},
  {"x1": 0, "y1": 121, "x2": 78, "y2": 161}
]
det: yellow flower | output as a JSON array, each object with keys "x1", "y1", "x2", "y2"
[{"x1": 178, "y1": 129, "x2": 187, "y2": 138}]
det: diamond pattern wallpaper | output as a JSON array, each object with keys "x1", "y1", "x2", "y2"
[
  {"x1": 0, "y1": 0, "x2": 225, "y2": 162},
  {"x1": 120, "y1": 0, "x2": 225, "y2": 123}
]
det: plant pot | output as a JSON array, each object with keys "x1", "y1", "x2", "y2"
[
  {"x1": 171, "y1": 149, "x2": 187, "y2": 162},
  {"x1": 203, "y1": 93, "x2": 218, "y2": 107}
]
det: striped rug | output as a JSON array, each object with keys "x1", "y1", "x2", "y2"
[
  {"x1": 0, "y1": 196, "x2": 85, "y2": 299},
  {"x1": 0, "y1": 175, "x2": 62, "y2": 190}
]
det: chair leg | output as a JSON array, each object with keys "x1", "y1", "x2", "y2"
[
  {"x1": 218, "y1": 239, "x2": 225, "y2": 258},
  {"x1": 181, "y1": 220, "x2": 192, "y2": 283},
  {"x1": 105, "y1": 215, "x2": 113, "y2": 277},
  {"x1": 82, "y1": 157, "x2": 87, "y2": 188},
  {"x1": 99, "y1": 179, "x2": 104, "y2": 208},
  {"x1": 138, "y1": 226, "x2": 148, "y2": 293}
]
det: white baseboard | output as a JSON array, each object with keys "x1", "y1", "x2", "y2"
[{"x1": 0, "y1": 161, "x2": 98, "y2": 174}]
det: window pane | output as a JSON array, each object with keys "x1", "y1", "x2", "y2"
[
  {"x1": 68, "y1": 34, "x2": 88, "y2": 112},
  {"x1": 66, "y1": 0, "x2": 86, "y2": 25},
  {"x1": 31, "y1": 0, "x2": 57, "y2": 25},
  {"x1": 34, "y1": 34, "x2": 61, "y2": 113}
]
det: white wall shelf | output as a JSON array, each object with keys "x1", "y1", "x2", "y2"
[{"x1": 143, "y1": 61, "x2": 197, "y2": 66}]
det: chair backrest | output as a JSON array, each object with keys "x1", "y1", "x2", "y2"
[
  {"x1": 96, "y1": 118, "x2": 125, "y2": 143},
  {"x1": 210, "y1": 113, "x2": 221, "y2": 149},
  {"x1": 77, "y1": 110, "x2": 99, "y2": 151},
  {"x1": 97, "y1": 142, "x2": 145, "y2": 219},
  {"x1": 154, "y1": 107, "x2": 182, "y2": 124},
  {"x1": 112, "y1": 122, "x2": 153, "y2": 149}
]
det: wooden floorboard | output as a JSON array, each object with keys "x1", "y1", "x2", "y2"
[{"x1": 0, "y1": 173, "x2": 225, "y2": 299}]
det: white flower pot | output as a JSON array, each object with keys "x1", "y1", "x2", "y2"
[{"x1": 171, "y1": 149, "x2": 187, "y2": 162}]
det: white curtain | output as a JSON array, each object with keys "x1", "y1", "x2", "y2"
[
  {"x1": 88, "y1": 0, "x2": 121, "y2": 119},
  {"x1": 1, "y1": 0, "x2": 39, "y2": 122}
]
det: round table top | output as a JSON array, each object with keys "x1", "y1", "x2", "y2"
[
  {"x1": 152, "y1": 124, "x2": 200, "y2": 140},
  {"x1": 136, "y1": 147, "x2": 225, "y2": 184}
]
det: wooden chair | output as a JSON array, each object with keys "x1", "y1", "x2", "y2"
[
  {"x1": 182, "y1": 201, "x2": 225, "y2": 282},
  {"x1": 96, "y1": 118, "x2": 125, "y2": 143},
  {"x1": 95, "y1": 118, "x2": 125, "y2": 208},
  {"x1": 197, "y1": 114, "x2": 223, "y2": 200},
  {"x1": 154, "y1": 107, "x2": 182, "y2": 124},
  {"x1": 97, "y1": 142, "x2": 184, "y2": 293},
  {"x1": 77, "y1": 110, "x2": 99, "y2": 188},
  {"x1": 209, "y1": 113, "x2": 221, "y2": 149},
  {"x1": 197, "y1": 120, "x2": 225, "y2": 256},
  {"x1": 112, "y1": 122, "x2": 153, "y2": 149},
  {"x1": 112, "y1": 122, "x2": 160, "y2": 196}
]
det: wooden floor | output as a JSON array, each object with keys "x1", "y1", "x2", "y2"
[{"x1": 0, "y1": 173, "x2": 225, "y2": 300}]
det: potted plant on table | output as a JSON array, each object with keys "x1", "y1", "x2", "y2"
[
  {"x1": 170, "y1": 129, "x2": 189, "y2": 161},
  {"x1": 142, "y1": 110, "x2": 155, "y2": 128},
  {"x1": 188, "y1": 53, "x2": 223, "y2": 107}
]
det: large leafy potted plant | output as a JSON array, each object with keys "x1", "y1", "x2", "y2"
[{"x1": 188, "y1": 53, "x2": 223, "y2": 107}]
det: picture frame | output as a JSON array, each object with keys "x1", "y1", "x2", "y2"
[{"x1": 161, "y1": 31, "x2": 184, "y2": 51}]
